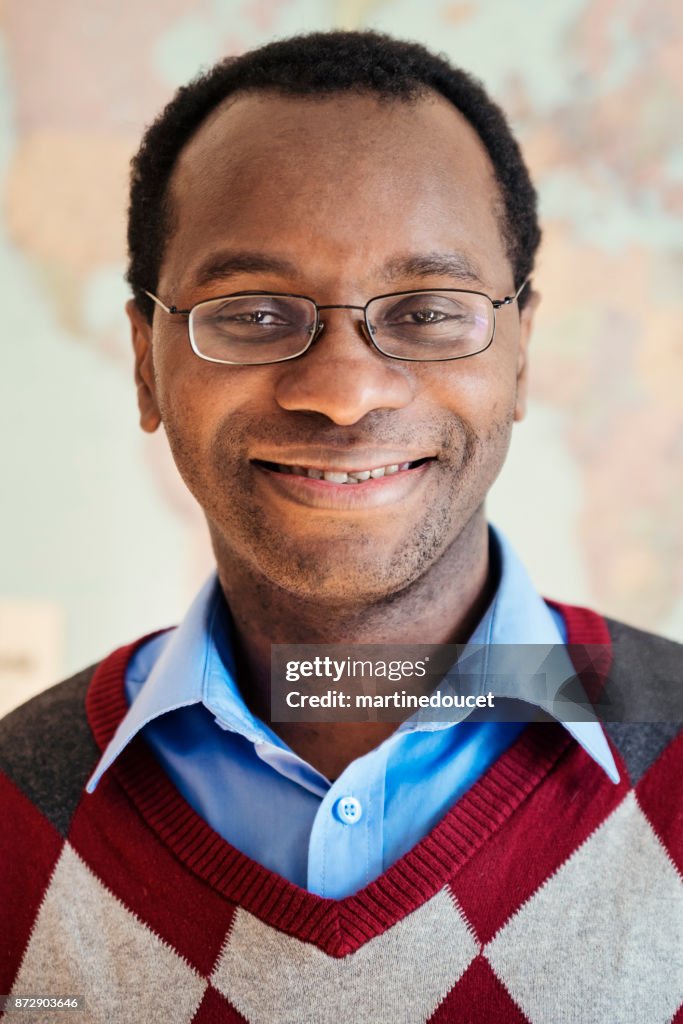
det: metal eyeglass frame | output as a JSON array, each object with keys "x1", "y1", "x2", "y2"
[{"x1": 143, "y1": 278, "x2": 529, "y2": 366}]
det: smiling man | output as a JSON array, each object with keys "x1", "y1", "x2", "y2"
[{"x1": 1, "y1": 31, "x2": 682, "y2": 1024}]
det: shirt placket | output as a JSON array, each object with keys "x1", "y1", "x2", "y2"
[{"x1": 307, "y1": 745, "x2": 389, "y2": 899}]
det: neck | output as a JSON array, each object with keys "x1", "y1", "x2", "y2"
[{"x1": 213, "y1": 513, "x2": 494, "y2": 777}]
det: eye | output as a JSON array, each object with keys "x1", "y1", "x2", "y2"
[
  {"x1": 210, "y1": 301, "x2": 292, "y2": 326},
  {"x1": 382, "y1": 294, "x2": 473, "y2": 328},
  {"x1": 404, "y1": 307, "x2": 451, "y2": 324},
  {"x1": 193, "y1": 294, "x2": 315, "y2": 346},
  {"x1": 229, "y1": 309, "x2": 288, "y2": 325}
]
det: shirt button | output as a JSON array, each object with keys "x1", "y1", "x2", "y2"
[{"x1": 334, "y1": 796, "x2": 363, "y2": 825}]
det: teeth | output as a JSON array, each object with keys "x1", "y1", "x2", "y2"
[{"x1": 274, "y1": 460, "x2": 422, "y2": 483}]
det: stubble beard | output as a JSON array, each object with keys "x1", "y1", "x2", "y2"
[{"x1": 163, "y1": 410, "x2": 515, "y2": 613}]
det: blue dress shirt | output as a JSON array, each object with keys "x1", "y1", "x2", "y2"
[{"x1": 88, "y1": 525, "x2": 618, "y2": 898}]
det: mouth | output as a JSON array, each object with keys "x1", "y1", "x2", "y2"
[{"x1": 252, "y1": 456, "x2": 433, "y2": 484}]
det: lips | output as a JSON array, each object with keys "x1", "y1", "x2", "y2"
[{"x1": 254, "y1": 457, "x2": 432, "y2": 484}]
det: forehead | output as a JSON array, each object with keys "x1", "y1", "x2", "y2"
[{"x1": 162, "y1": 90, "x2": 510, "y2": 293}]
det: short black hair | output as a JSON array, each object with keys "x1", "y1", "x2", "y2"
[{"x1": 127, "y1": 30, "x2": 540, "y2": 321}]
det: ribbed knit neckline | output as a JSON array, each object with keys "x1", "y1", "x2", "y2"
[{"x1": 85, "y1": 602, "x2": 611, "y2": 957}]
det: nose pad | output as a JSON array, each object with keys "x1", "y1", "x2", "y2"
[{"x1": 359, "y1": 320, "x2": 374, "y2": 346}]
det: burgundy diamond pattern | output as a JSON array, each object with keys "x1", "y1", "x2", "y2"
[{"x1": 8, "y1": 783, "x2": 682, "y2": 1024}]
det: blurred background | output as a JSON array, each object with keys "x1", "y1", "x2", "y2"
[{"x1": 1, "y1": 0, "x2": 681, "y2": 715}]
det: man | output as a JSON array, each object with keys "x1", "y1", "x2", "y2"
[{"x1": 1, "y1": 30, "x2": 681, "y2": 1024}]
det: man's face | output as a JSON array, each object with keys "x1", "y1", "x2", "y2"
[{"x1": 130, "y1": 91, "x2": 537, "y2": 606}]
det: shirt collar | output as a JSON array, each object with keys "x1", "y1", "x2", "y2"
[
  {"x1": 87, "y1": 576, "x2": 288, "y2": 793},
  {"x1": 402, "y1": 527, "x2": 619, "y2": 783},
  {"x1": 87, "y1": 525, "x2": 618, "y2": 793}
]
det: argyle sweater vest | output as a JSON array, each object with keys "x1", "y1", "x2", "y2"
[{"x1": 1, "y1": 605, "x2": 682, "y2": 1024}]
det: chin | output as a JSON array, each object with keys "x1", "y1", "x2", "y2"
[
  {"x1": 209, "y1": 494, "x2": 484, "y2": 611},
  {"x1": 268, "y1": 566, "x2": 414, "y2": 610},
  {"x1": 245, "y1": 531, "x2": 450, "y2": 610}
]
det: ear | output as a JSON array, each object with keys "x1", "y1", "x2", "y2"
[
  {"x1": 514, "y1": 288, "x2": 540, "y2": 423},
  {"x1": 126, "y1": 299, "x2": 161, "y2": 433}
]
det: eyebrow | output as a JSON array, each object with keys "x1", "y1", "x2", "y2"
[
  {"x1": 192, "y1": 251, "x2": 300, "y2": 287},
  {"x1": 381, "y1": 252, "x2": 484, "y2": 283}
]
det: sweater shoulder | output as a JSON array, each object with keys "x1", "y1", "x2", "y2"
[
  {"x1": 604, "y1": 615, "x2": 683, "y2": 673},
  {"x1": 0, "y1": 665, "x2": 101, "y2": 835},
  {"x1": 600, "y1": 616, "x2": 683, "y2": 784}
]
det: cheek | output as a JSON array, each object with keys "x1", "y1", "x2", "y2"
[
  {"x1": 154, "y1": 332, "x2": 240, "y2": 437},
  {"x1": 430, "y1": 351, "x2": 518, "y2": 430},
  {"x1": 152, "y1": 351, "x2": 226, "y2": 486},
  {"x1": 155, "y1": 357, "x2": 282, "y2": 505}
]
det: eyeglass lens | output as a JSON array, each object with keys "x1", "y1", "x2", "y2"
[{"x1": 189, "y1": 292, "x2": 495, "y2": 365}]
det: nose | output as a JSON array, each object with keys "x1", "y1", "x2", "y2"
[{"x1": 273, "y1": 309, "x2": 414, "y2": 425}]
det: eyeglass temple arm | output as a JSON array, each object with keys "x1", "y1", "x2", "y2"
[
  {"x1": 143, "y1": 290, "x2": 190, "y2": 316},
  {"x1": 493, "y1": 277, "x2": 531, "y2": 309}
]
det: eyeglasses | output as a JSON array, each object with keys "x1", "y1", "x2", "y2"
[{"x1": 143, "y1": 280, "x2": 528, "y2": 366}]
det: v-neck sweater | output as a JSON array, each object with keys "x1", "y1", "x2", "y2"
[{"x1": 1, "y1": 603, "x2": 682, "y2": 1023}]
